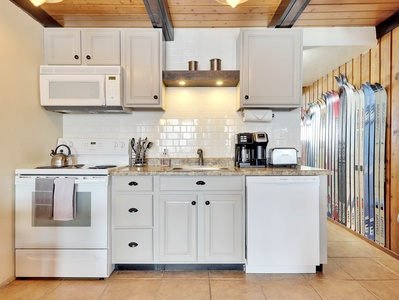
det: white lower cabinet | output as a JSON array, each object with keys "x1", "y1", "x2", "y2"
[
  {"x1": 112, "y1": 176, "x2": 154, "y2": 263},
  {"x1": 159, "y1": 176, "x2": 245, "y2": 263},
  {"x1": 111, "y1": 174, "x2": 324, "y2": 271},
  {"x1": 112, "y1": 175, "x2": 245, "y2": 265},
  {"x1": 113, "y1": 229, "x2": 153, "y2": 262},
  {"x1": 159, "y1": 194, "x2": 198, "y2": 262},
  {"x1": 203, "y1": 194, "x2": 243, "y2": 262}
]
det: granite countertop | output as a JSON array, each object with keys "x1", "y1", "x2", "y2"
[{"x1": 111, "y1": 163, "x2": 330, "y2": 176}]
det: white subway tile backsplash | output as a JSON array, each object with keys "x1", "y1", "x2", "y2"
[
  {"x1": 63, "y1": 92, "x2": 301, "y2": 158},
  {"x1": 63, "y1": 28, "x2": 301, "y2": 159},
  {"x1": 166, "y1": 28, "x2": 239, "y2": 70}
]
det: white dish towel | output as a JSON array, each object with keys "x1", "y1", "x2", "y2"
[{"x1": 53, "y1": 177, "x2": 76, "y2": 221}]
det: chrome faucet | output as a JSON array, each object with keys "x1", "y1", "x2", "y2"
[{"x1": 197, "y1": 148, "x2": 204, "y2": 166}]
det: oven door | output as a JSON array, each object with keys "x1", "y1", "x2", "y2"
[{"x1": 15, "y1": 175, "x2": 109, "y2": 249}]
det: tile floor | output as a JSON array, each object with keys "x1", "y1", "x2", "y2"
[{"x1": 2, "y1": 219, "x2": 399, "y2": 299}]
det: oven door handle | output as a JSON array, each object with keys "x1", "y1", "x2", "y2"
[
  {"x1": 69, "y1": 177, "x2": 108, "y2": 185},
  {"x1": 15, "y1": 176, "x2": 108, "y2": 185}
]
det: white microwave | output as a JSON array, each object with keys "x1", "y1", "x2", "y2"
[{"x1": 40, "y1": 65, "x2": 131, "y2": 113}]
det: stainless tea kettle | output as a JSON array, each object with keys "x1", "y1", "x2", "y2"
[{"x1": 50, "y1": 144, "x2": 71, "y2": 167}]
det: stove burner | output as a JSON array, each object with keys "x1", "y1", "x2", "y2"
[
  {"x1": 35, "y1": 164, "x2": 85, "y2": 169},
  {"x1": 88, "y1": 165, "x2": 117, "y2": 169},
  {"x1": 36, "y1": 166, "x2": 69, "y2": 169}
]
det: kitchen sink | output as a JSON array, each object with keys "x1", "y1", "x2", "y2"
[{"x1": 169, "y1": 165, "x2": 233, "y2": 171}]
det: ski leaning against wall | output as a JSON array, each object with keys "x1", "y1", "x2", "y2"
[{"x1": 302, "y1": 74, "x2": 387, "y2": 245}]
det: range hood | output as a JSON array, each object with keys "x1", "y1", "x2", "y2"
[{"x1": 43, "y1": 106, "x2": 132, "y2": 114}]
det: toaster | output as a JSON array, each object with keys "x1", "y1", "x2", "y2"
[{"x1": 268, "y1": 147, "x2": 298, "y2": 166}]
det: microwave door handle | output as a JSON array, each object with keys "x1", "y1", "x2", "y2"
[{"x1": 102, "y1": 78, "x2": 106, "y2": 106}]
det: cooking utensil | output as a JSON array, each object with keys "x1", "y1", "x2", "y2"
[
  {"x1": 131, "y1": 138, "x2": 136, "y2": 153},
  {"x1": 50, "y1": 144, "x2": 71, "y2": 167},
  {"x1": 137, "y1": 137, "x2": 142, "y2": 157},
  {"x1": 141, "y1": 137, "x2": 148, "y2": 155}
]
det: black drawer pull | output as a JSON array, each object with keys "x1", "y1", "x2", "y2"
[
  {"x1": 191, "y1": 201, "x2": 196, "y2": 206},
  {"x1": 245, "y1": 95, "x2": 249, "y2": 100},
  {"x1": 128, "y1": 242, "x2": 138, "y2": 248},
  {"x1": 196, "y1": 180, "x2": 206, "y2": 186},
  {"x1": 128, "y1": 181, "x2": 138, "y2": 186},
  {"x1": 86, "y1": 55, "x2": 91, "y2": 60},
  {"x1": 128, "y1": 208, "x2": 138, "y2": 213},
  {"x1": 74, "y1": 55, "x2": 79, "y2": 60},
  {"x1": 205, "y1": 201, "x2": 210, "y2": 205}
]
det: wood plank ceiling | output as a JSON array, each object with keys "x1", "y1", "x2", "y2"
[{"x1": 19, "y1": 0, "x2": 399, "y2": 31}]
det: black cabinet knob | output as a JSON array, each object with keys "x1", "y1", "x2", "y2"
[
  {"x1": 74, "y1": 55, "x2": 79, "y2": 60},
  {"x1": 191, "y1": 201, "x2": 196, "y2": 206},
  {"x1": 154, "y1": 95, "x2": 158, "y2": 100},
  {"x1": 86, "y1": 55, "x2": 91, "y2": 60},
  {"x1": 128, "y1": 208, "x2": 138, "y2": 213},
  {"x1": 205, "y1": 201, "x2": 210, "y2": 205},
  {"x1": 245, "y1": 95, "x2": 249, "y2": 100},
  {"x1": 128, "y1": 242, "x2": 138, "y2": 248},
  {"x1": 196, "y1": 180, "x2": 206, "y2": 185},
  {"x1": 128, "y1": 181, "x2": 138, "y2": 186}
]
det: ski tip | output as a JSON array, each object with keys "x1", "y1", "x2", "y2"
[
  {"x1": 340, "y1": 73, "x2": 348, "y2": 84},
  {"x1": 335, "y1": 76, "x2": 343, "y2": 89}
]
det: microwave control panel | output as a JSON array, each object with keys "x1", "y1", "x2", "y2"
[{"x1": 105, "y1": 75, "x2": 121, "y2": 105}]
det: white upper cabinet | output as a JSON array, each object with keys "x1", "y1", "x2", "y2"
[
  {"x1": 81, "y1": 30, "x2": 120, "y2": 65},
  {"x1": 122, "y1": 29, "x2": 164, "y2": 109},
  {"x1": 237, "y1": 29, "x2": 303, "y2": 109},
  {"x1": 44, "y1": 29, "x2": 120, "y2": 65}
]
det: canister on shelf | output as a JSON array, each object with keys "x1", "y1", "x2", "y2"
[
  {"x1": 188, "y1": 60, "x2": 198, "y2": 70},
  {"x1": 210, "y1": 58, "x2": 221, "y2": 70}
]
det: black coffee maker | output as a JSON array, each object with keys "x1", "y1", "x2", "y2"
[{"x1": 235, "y1": 132, "x2": 268, "y2": 168}]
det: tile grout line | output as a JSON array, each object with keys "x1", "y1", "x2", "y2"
[{"x1": 370, "y1": 257, "x2": 399, "y2": 278}]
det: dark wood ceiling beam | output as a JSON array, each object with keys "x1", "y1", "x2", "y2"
[
  {"x1": 10, "y1": 0, "x2": 61, "y2": 27},
  {"x1": 376, "y1": 10, "x2": 399, "y2": 39},
  {"x1": 142, "y1": 0, "x2": 174, "y2": 41},
  {"x1": 269, "y1": 0, "x2": 310, "y2": 28}
]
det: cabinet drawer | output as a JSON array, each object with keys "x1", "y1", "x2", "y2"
[
  {"x1": 113, "y1": 176, "x2": 153, "y2": 192},
  {"x1": 160, "y1": 176, "x2": 243, "y2": 191},
  {"x1": 113, "y1": 194, "x2": 153, "y2": 227},
  {"x1": 113, "y1": 229, "x2": 153, "y2": 262}
]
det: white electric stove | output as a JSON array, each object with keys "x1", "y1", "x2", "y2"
[{"x1": 15, "y1": 138, "x2": 129, "y2": 278}]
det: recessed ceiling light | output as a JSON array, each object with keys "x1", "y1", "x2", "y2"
[
  {"x1": 216, "y1": 81, "x2": 223, "y2": 85},
  {"x1": 179, "y1": 81, "x2": 186, "y2": 85},
  {"x1": 215, "y1": 0, "x2": 248, "y2": 8}
]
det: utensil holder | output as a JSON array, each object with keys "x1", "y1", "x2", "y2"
[{"x1": 130, "y1": 153, "x2": 147, "y2": 166}]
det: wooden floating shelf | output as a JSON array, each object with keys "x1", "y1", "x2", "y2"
[{"x1": 162, "y1": 70, "x2": 240, "y2": 87}]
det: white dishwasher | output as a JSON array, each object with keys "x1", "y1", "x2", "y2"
[{"x1": 246, "y1": 176, "x2": 320, "y2": 273}]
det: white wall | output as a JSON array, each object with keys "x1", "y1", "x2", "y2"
[
  {"x1": 64, "y1": 29, "x2": 301, "y2": 159},
  {"x1": 0, "y1": 1, "x2": 62, "y2": 286}
]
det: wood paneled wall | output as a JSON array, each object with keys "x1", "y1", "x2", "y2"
[{"x1": 302, "y1": 27, "x2": 399, "y2": 254}]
